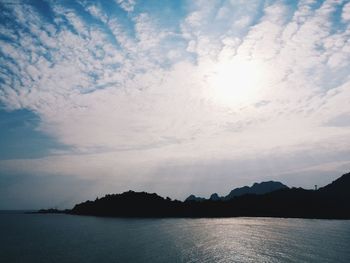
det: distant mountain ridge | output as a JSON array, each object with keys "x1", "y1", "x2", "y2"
[
  {"x1": 225, "y1": 181, "x2": 288, "y2": 199},
  {"x1": 185, "y1": 195, "x2": 206, "y2": 202},
  {"x1": 185, "y1": 181, "x2": 288, "y2": 202},
  {"x1": 37, "y1": 172, "x2": 350, "y2": 219}
]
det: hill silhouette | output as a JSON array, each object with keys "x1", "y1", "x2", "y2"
[
  {"x1": 185, "y1": 181, "x2": 288, "y2": 201},
  {"x1": 38, "y1": 172, "x2": 350, "y2": 219},
  {"x1": 185, "y1": 194, "x2": 206, "y2": 202},
  {"x1": 224, "y1": 181, "x2": 288, "y2": 200}
]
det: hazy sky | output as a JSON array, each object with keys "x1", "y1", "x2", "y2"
[{"x1": 1, "y1": 0, "x2": 350, "y2": 209}]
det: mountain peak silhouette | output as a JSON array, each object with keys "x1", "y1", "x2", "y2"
[
  {"x1": 210, "y1": 193, "x2": 221, "y2": 201},
  {"x1": 319, "y1": 172, "x2": 350, "y2": 196},
  {"x1": 185, "y1": 180, "x2": 288, "y2": 202},
  {"x1": 224, "y1": 181, "x2": 288, "y2": 200},
  {"x1": 185, "y1": 195, "x2": 205, "y2": 202}
]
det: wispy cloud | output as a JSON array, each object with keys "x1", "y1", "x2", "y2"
[{"x1": 0, "y1": 0, "x2": 349, "y2": 206}]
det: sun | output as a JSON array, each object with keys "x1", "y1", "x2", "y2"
[{"x1": 207, "y1": 56, "x2": 266, "y2": 107}]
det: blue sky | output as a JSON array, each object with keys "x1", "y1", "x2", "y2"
[{"x1": 1, "y1": 0, "x2": 350, "y2": 209}]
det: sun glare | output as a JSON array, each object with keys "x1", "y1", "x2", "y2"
[{"x1": 207, "y1": 57, "x2": 266, "y2": 106}]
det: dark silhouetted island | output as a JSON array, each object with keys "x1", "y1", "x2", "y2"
[{"x1": 37, "y1": 172, "x2": 350, "y2": 219}]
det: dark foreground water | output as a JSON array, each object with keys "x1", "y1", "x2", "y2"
[{"x1": 1, "y1": 212, "x2": 349, "y2": 263}]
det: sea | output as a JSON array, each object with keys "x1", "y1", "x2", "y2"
[{"x1": 1, "y1": 212, "x2": 349, "y2": 263}]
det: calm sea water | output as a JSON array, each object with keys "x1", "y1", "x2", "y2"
[{"x1": 0, "y1": 212, "x2": 349, "y2": 263}]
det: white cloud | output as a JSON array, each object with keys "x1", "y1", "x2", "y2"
[
  {"x1": 343, "y1": 2, "x2": 350, "y2": 22},
  {"x1": 116, "y1": 0, "x2": 136, "y2": 13},
  {"x1": 85, "y1": 4, "x2": 108, "y2": 23},
  {"x1": 0, "y1": 0, "x2": 350, "y2": 199}
]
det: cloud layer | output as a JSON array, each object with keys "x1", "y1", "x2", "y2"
[{"x1": 0, "y1": 0, "x2": 350, "y2": 207}]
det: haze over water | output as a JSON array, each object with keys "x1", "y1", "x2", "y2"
[{"x1": 1, "y1": 213, "x2": 349, "y2": 263}]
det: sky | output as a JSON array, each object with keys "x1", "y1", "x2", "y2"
[{"x1": 0, "y1": 0, "x2": 350, "y2": 209}]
